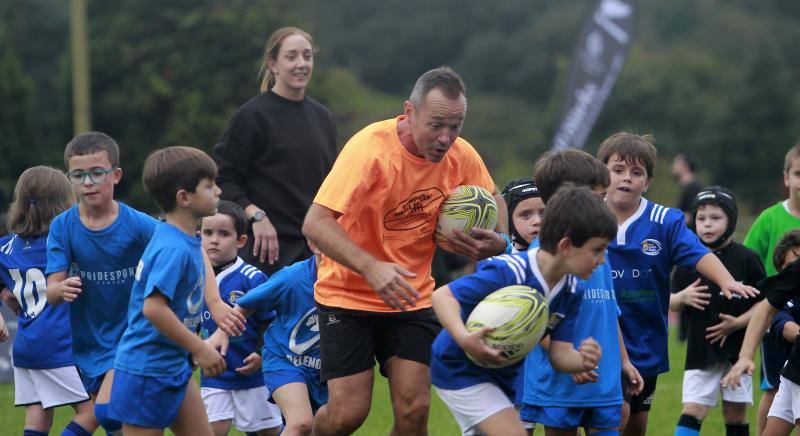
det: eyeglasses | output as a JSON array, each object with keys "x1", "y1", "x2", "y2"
[{"x1": 66, "y1": 167, "x2": 117, "y2": 185}]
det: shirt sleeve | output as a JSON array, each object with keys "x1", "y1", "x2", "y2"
[
  {"x1": 45, "y1": 216, "x2": 70, "y2": 275},
  {"x1": 313, "y1": 135, "x2": 379, "y2": 215},
  {"x1": 448, "y1": 254, "x2": 527, "y2": 307},
  {"x1": 245, "y1": 271, "x2": 275, "y2": 322},
  {"x1": 770, "y1": 303, "x2": 795, "y2": 353},
  {"x1": 743, "y1": 212, "x2": 771, "y2": 265},
  {"x1": 764, "y1": 259, "x2": 800, "y2": 310},
  {"x1": 237, "y1": 268, "x2": 290, "y2": 314},
  {"x1": 670, "y1": 265, "x2": 694, "y2": 294},
  {"x1": 212, "y1": 107, "x2": 268, "y2": 209},
  {"x1": 666, "y1": 209, "x2": 709, "y2": 268},
  {"x1": 136, "y1": 211, "x2": 158, "y2": 244},
  {"x1": 143, "y1": 247, "x2": 188, "y2": 301}
]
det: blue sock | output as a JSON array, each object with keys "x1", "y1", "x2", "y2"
[
  {"x1": 62, "y1": 420, "x2": 92, "y2": 436},
  {"x1": 94, "y1": 403, "x2": 122, "y2": 432},
  {"x1": 725, "y1": 422, "x2": 749, "y2": 436},
  {"x1": 675, "y1": 414, "x2": 702, "y2": 436},
  {"x1": 23, "y1": 430, "x2": 48, "y2": 436},
  {"x1": 590, "y1": 431, "x2": 619, "y2": 436}
]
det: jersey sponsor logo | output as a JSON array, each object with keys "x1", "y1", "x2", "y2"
[
  {"x1": 611, "y1": 268, "x2": 652, "y2": 279},
  {"x1": 640, "y1": 239, "x2": 662, "y2": 256},
  {"x1": 619, "y1": 289, "x2": 656, "y2": 303},
  {"x1": 583, "y1": 287, "x2": 616, "y2": 302},
  {"x1": 186, "y1": 276, "x2": 204, "y2": 315},
  {"x1": 285, "y1": 353, "x2": 321, "y2": 369},
  {"x1": 228, "y1": 290, "x2": 244, "y2": 305},
  {"x1": 383, "y1": 188, "x2": 445, "y2": 231},
  {"x1": 135, "y1": 260, "x2": 144, "y2": 281},
  {"x1": 547, "y1": 312, "x2": 565, "y2": 331},
  {"x1": 289, "y1": 308, "x2": 320, "y2": 355}
]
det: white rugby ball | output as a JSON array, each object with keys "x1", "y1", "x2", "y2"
[
  {"x1": 435, "y1": 185, "x2": 498, "y2": 251},
  {"x1": 464, "y1": 285, "x2": 549, "y2": 368}
]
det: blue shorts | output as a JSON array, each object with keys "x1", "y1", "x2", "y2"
[
  {"x1": 761, "y1": 335, "x2": 785, "y2": 391},
  {"x1": 264, "y1": 355, "x2": 327, "y2": 410},
  {"x1": 520, "y1": 404, "x2": 621, "y2": 430},
  {"x1": 108, "y1": 366, "x2": 193, "y2": 429},
  {"x1": 78, "y1": 370, "x2": 106, "y2": 395}
]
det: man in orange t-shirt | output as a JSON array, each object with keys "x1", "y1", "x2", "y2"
[{"x1": 303, "y1": 66, "x2": 509, "y2": 436}]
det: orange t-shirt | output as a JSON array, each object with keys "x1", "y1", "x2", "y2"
[{"x1": 313, "y1": 116, "x2": 495, "y2": 312}]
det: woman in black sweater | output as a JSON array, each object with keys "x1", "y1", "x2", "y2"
[{"x1": 213, "y1": 27, "x2": 337, "y2": 274}]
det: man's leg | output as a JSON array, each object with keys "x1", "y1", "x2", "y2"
[
  {"x1": 384, "y1": 357, "x2": 431, "y2": 436},
  {"x1": 312, "y1": 369, "x2": 374, "y2": 436}
]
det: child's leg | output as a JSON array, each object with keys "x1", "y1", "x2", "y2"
[
  {"x1": 63, "y1": 399, "x2": 99, "y2": 435},
  {"x1": 121, "y1": 424, "x2": 164, "y2": 436},
  {"x1": 210, "y1": 419, "x2": 232, "y2": 436},
  {"x1": 475, "y1": 407, "x2": 527, "y2": 436},
  {"x1": 24, "y1": 404, "x2": 54, "y2": 433},
  {"x1": 94, "y1": 369, "x2": 123, "y2": 434},
  {"x1": 721, "y1": 401, "x2": 748, "y2": 435},
  {"x1": 272, "y1": 382, "x2": 314, "y2": 436},
  {"x1": 170, "y1": 378, "x2": 213, "y2": 436},
  {"x1": 544, "y1": 426, "x2": 580, "y2": 436}
]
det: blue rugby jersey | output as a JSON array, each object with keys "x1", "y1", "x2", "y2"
[
  {"x1": 608, "y1": 198, "x2": 708, "y2": 376},
  {"x1": 0, "y1": 235, "x2": 74, "y2": 369},
  {"x1": 523, "y1": 255, "x2": 623, "y2": 407},
  {"x1": 200, "y1": 257, "x2": 271, "y2": 390},
  {"x1": 430, "y1": 247, "x2": 583, "y2": 398},
  {"x1": 236, "y1": 257, "x2": 321, "y2": 378},
  {"x1": 46, "y1": 203, "x2": 157, "y2": 377},
  {"x1": 115, "y1": 222, "x2": 205, "y2": 377}
]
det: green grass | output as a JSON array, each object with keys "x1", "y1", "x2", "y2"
[{"x1": 0, "y1": 329, "x2": 763, "y2": 435}]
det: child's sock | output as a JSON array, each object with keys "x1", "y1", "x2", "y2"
[
  {"x1": 23, "y1": 430, "x2": 48, "y2": 436},
  {"x1": 589, "y1": 431, "x2": 618, "y2": 436},
  {"x1": 675, "y1": 414, "x2": 702, "y2": 436},
  {"x1": 725, "y1": 422, "x2": 749, "y2": 436},
  {"x1": 62, "y1": 420, "x2": 92, "y2": 436}
]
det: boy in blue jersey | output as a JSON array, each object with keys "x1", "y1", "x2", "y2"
[
  {"x1": 223, "y1": 241, "x2": 325, "y2": 436},
  {"x1": 0, "y1": 166, "x2": 97, "y2": 436},
  {"x1": 44, "y1": 133, "x2": 245, "y2": 434},
  {"x1": 596, "y1": 132, "x2": 759, "y2": 436},
  {"x1": 520, "y1": 150, "x2": 643, "y2": 436},
  {"x1": 430, "y1": 186, "x2": 616, "y2": 436},
  {"x1": 669, "y1": 187, "x2": 765, "y2": 436},
  {"x1": 198, "y1": 200, "x2": 282, "y2": 436},
  {"x1": 108, "y1": 146, "x2": 227, "y2": 435}
]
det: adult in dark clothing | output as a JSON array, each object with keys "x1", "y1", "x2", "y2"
[
  {"x1": 672, "y1": 153, "x2": 704, "y2": 224},
  {"x1": 213, "y1": 27, "x2": 337, "y2": 274},
  {"x1": 672, "y1": 152, "x2": 705, "y2": 342}
]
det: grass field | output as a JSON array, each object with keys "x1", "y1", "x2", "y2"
[{"x1": 0, "y1": 328, "x2": 764, "y2": 435}]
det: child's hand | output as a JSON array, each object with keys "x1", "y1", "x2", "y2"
[
  {"x1": 457, "y1": 326, "x2": 507, "y2": 367},
  {"x1": 720, "y1": 280, "x2": 759, "y2": 299},
  {"x1": 578, "y1": 337, "x2": 601, "y2": 372},
  {"x1": 706, "y1": 313, "x2": 740, "y2": 346},
  {"x1": 57, "y1": 277, "x2": 82, "y2": 302},
  {"x1": 205, "y1": 329, "x2": 229, "y2": 356},
  {"x1": 209, "y1": 301, "x2": 246, "y2": 336},
  {"x1": 622, "y1": 361, "x2": 643, "y2": 396},
  {"x1": 679, "y1": 279, "x2": 710, "y2": 310},
  {"x1": 193, "y1": 342, "x2": 226, "y2": 377},
  {"x1": 235, "y1": 352, "x2": 262, "y2": 376},
  {"x1": 0, "y1": 288, "x2": 20, "y2": 315},
  {"x1": 571, "y1": 370, "x2": 598, "y2": 384},
  {"x1": 721, "y1": 357, "x2": 755, "y2": 390}
]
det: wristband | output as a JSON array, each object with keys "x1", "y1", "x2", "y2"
[{"x1": 497, "y1": 232, "x2": 513, "y2": 255}]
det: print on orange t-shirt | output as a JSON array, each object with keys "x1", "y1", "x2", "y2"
[{"x1": 313, "y1": 116, "x2": 495, "y2": 312}]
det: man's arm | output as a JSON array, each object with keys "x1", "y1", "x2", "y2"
[
  {"x1": 303, "y1": 203, "x2": 419, "y2": 310},
  {"x1": 442, "y1": 188, "x2": 509, "y2": 260}
]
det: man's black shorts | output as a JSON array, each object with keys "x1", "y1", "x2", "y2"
[
  {"x1": 624, "y1": 375, "x2": 658, "y2": 413},
  {"x1": 316, "y1": 303, "x2": 441, "y2": 382}
]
